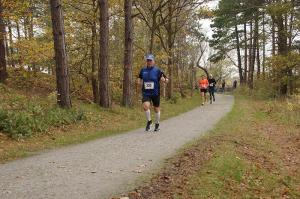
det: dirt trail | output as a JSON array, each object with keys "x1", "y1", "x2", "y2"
[{"x1": 0, "y1": 95, "x2": 234, "y2": 199}]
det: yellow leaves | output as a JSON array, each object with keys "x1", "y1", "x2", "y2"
[
  {"x1": 109, "y1": 0, "x2": 123, "y2": 8},
  {"x1": 197, "y1": 7, "x2": 214, "y2": 19},
  {"x1": 266, "y1": 2, "x2": 293, "y2": 16},
  {"x1": 2, "y1": 0, "x2": 31, "y2": 19},
  {"x1": 267, "y1": 52, "x2": 300, "y2": 71},
  {"x1": 15, "y1": 39, "x2": 54, "y2": 67}
]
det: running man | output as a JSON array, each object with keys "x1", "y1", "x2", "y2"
[
  {"x1": 233, "y1": 80, "x2": 237, "y2": 89},
  {"x1": 221, "y1": 80, "x2": 226, "y2": 93},
  {"x1": 198, "y1": 75, "x2": 209, "y2": 105},
  {"x1": 208, "y1": 74, "x2": 216, "y2": 104},
  {"x1": 138, "y1": 54, "x2": 168, "y2": 132}
]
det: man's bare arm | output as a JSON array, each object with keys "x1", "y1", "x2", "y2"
[
  {"x1": 137, "y1": 78, "x2": 142, "y2": 85},
  {"x1": 160, "y1": 72, "x2": 169, "y2": 83}
]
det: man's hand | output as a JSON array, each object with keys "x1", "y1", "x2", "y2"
[
  {"x1": 160, "y1": 76, "x2": 169, "y2": 83},
  {"x1": 165, "y1": 77, "x2": 169, "y2": 83},
  {"x1": 137, "y1": 78, "x2": 142, "y2": 85},
  {"x1": 161, "y1": 72, "x2": 169, "y2": 83}
]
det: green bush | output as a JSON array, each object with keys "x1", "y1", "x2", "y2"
[
  {"x1": 46, "y1": 107, "x2": 86, "y2": 126},
  {"x1": 267, "y1": 97, "x2": 300, "y2": 125},
  {"x1": 253, "y1": 80, "x2": 278, "y2": 100},
  {"x1": 0, "y1": 105, "x2": 86, "y2": 139},
  {"x1": 0, "y1": 110, "x2": 35, "y2": 139},
  {"x1": 169, "y1": 93, "x2": 181, "y2": 104},
  {"x1": 235, "y1": 80, "x2": 278, "y2": 100}
]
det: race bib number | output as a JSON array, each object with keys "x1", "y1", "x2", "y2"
[
  {"x1": 210, "y1": 83, "x2": 214, "y2": 87},
  {"x1": 144, "y1": 82, "x2": 154, "y2": 90}
]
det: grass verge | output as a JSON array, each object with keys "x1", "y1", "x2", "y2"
[
  {"x1": 184, "y1": 95, "x2": 300, "y2": 199},
  {"x1": 0, "y1": 92, "x2": 202, "y2": 163},
  {"x1": 123, "y1": 94, "x2": 300, "y2": 199}
]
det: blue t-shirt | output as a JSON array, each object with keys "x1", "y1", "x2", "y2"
[{"x1": 138, "y1": 66, "x2": 163, "y2": 96}]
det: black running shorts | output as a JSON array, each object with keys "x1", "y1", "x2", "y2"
[
  {"x1": 208, "y1": 87, "x2": 215, "y2": 92},
  {"x1": 200, "y1": 88, "x2": 207, "y2": 93},
  {"x1": 142, "y1": 95, "x2": 160, "y2": 107}
]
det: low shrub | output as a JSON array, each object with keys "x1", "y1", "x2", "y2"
[
  {"x1": 169, "y1": 93, "x2": 181, "y2": 104},
  {"x1": 0, "y1": 105, "x2": 86, "y2": 139},
  {"x1": 234, "y1": 80, "x2": 278, "y2": 100},
  {"x1": 253, "y1": 80, "x2": 278, "y2": 100}
]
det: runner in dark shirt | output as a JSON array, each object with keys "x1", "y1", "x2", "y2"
[
  {"x1": 233, "y1": 80, "x2": 237, "y2": 89},
  {"x1": 221, "y1": 80, "x2": 225, "y2": 93},
  {"x1": 138, "y1": 54, "x2": 168, "y2": 132},
  {"x1": 208, "y1": 74, "x2": 216, "y2": 104}
]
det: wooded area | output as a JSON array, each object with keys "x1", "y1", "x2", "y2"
[
  {"x1": 210, "y1": 0, "x2": 300, "y2": 96},
  {"x1": 0, "y1": 0, "x2": 299, "y2": 108},
  {"x1": 0, "y1": 1, "x2": 299, "y2": 197}
]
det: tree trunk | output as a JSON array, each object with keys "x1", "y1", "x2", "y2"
[
  {"x1": 98, "y1": 0, "x2": 110, "y2": 107},
  {"x1": 49, "y1": 0, "x2": 72, "y2": 108},
  {"x1": 176, "y1": 47, "x2": 185, "y2": 98},
  {"x1": 262, "y1": 13, "x2": 266, "y2": 79},
  {"x1": 189, "y1": 63, "x2": 194, "y2": 97},
  {"x1": 256, "y1": 14, "x2": 261, "y2": 79},
  {"x1": 29, "y1": 13, "x2": 34, "y2": 39},
  {"x1": 235, "y1": 24, "x2": 243, "y2": 84},
  {"x1": 149, "y1": 28, "x2": 155, "y2": 54},
  {"x1": 271, "y1": 16, "x2": 276, "y2": 55},
  {"x1": 16, "y1": 20, "x2": 21, "y2": 40},
  {"x1": 252, "y1": 15, "x2": 259, "y2": 86},
  {"x1": 91, "y1": 0, "x2": 99, "y2": 104},
  {"x1": 8, "y1": 20, "x2": 15, "y2": 67},
  {"x1": 166, "y1": 3, "x2": 173, "y2": 99},
  {"x1": 275, "y1": 14, "x2": 288, "y2": 95},
  {"x1": 122, "y1": 0, "x2": 133, "y2": 107},
  {"x1": 276, "y1": 16, "x2": 288, "y2": 55},
  {"x1": 248, "y1": 20, "x2": 253, "y2": 88},
  {"x1": 167, "y1": 54, "x2": 173, "y2": 99},
  {"x1": 4, "y1": 33, "x2": 9, "y2": 62},
  {"x1": 177, "y1": 63, "x2": 184, "y2": 97},
  {"x1": 243, "y1": 22, "x2": 247, "y2": 84},
  {"x1": 248, "y1": 20, "x2": 253, "y2": 84},
  {"x1": 257, "y1": 40, "x2": 261, "y2": 79},
  {"x1": 148, "y1": 7, "x2": 159, "y2": 54},
  {"x1": 288, "y1": 0, "x2": 294, "y2": 50},
  {"x1": 29, "y1": 21, "x2": 34, "y2": 40},
  {"x1": 0, "y1": 2, "x2": 7, "y2": 83},
  {"x1": 16, "y1": 20, "x2": 22, "y2": 66},
  {"x1": 149, "y1": 14, "x2": 156, "y2": 53},
  {"x1": 288, "y1": 0, "x2": 295, "y2": 94},
  {"x1": 29, "y1": 1, "x2": 38, "y2": 72},
  {"x1": 249, "y1": 16, "x2": 258, "y2": 89},
  {"x1": 23, "y1": 17, "x2": 28, "y2": 39}
]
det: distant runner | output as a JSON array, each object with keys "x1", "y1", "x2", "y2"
[
  {"x1": 198, "y1": 75, "x2": 209, "y2": 105},
  {"x1": 138, "y1": 54, "x2": 168, "y2": 132},
  {"x1": 221, "y1": 80, "x2": 226, "y2": 93},
  {"x1": 233, "y1": 80, "x2": 237, "y2": 89},
  {"x1": 208, "y1": 74, "x2": 216, "y2": 104}
]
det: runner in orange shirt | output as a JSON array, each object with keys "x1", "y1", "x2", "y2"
[{"x1": 198, "y1": 75, "x2": 209, "y2": 105}]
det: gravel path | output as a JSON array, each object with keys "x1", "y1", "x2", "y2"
[{"x1": 0, "y1": 94, "x2": 234, "y2": 199}]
